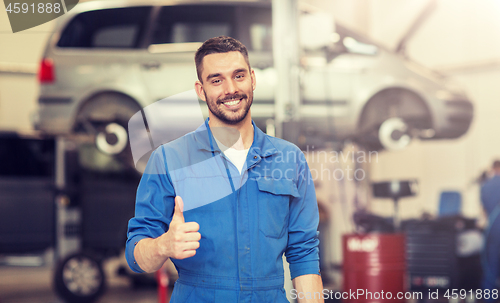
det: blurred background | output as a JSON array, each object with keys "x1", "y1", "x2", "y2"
[{"x1": 0, "y1": 0, "x2": 498, "y2": 302}]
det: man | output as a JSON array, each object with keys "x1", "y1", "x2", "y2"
[
  {"x1": 481, "y1": 160, "x2": 500, "y2": 214},
  {"x1": 481, "y1": 160, "x2": 500, "y2": 300},
  {"x1": 126, "y1": 36, "x2": 323, "y2": 302}
]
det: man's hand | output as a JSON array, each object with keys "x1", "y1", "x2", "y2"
[
  {"x1": 292, "y1": 274, "x2": 324, "y2": 303},
  {"x1": 157, "y1": 196, "x2": 201, "y2": 259},
  {"x1": 134, "y1": 196, "x2": 201, "y2": 272}
]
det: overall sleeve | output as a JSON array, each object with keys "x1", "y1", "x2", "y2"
[
  {"x1": 125, "y1": 147, "x2": 176, "y2": 273},
  {"x1": 285, "y1": 155, "x2": 321, "y2": 280}
]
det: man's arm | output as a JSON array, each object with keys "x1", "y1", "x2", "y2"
[
  {"x1": 292, "y1": 274, "x2": 324, "y2": 303},
  {"x1": 285, "y1": 150, "x2": 323, "y2": 300},
  {"x1": 134, "y1": 196, "x2": 200, "y2": 273}
]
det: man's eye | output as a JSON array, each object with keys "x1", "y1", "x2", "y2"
[
  {"x1": 235, "y1": 75, "x2": 244, "y2": 79},
  {"x1": 212, "y1": 79, "x2": 221, "y2": 84}
]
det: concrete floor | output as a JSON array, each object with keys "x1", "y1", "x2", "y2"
[{"x1": 0, "y1": 258, "x2": 158, "y2": 303}]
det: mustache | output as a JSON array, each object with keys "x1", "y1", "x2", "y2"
[{"x1": 217, "y1": 93, "x2": 247, "y2": 104}]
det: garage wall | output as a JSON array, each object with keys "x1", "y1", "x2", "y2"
[
  {"x1": 363, "y1": 0, "x2": 500, "y2": 223},
  {"x1": 0, "y1": 6, "x2": 55, "y2": 131},
  {"x1": 0, "y1": 73, "x2": 38, "y2": 131}
]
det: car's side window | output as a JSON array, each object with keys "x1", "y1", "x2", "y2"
[
  {"x1": 335, "y1": 26, "x2": 379, "y2": 56},
  {"x1": 57, "y1": 6, "x2": 152, "y2": 48},
  {"x1": 249, "y1": 23, "x2": 272, "y2": 52},
  {"x1": 342, "y1": 36, "x2": 378, "y2": 55},
  {"x1": 93, "y1": 25, "x2": 138, "y2": 48},
  {"x1": 150, "y1": 5, "x2": 272, "y2": 52},
  {"x1": 151, "y1": 5, "x2": 235, "y2": 45},
  {"x1": 171, "y1": 22, "x2": 231, "y2": 44},
  {"x1": 244, "y1": 6, "x2": 272, "y2": 52}
]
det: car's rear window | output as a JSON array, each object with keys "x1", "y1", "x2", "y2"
[
  {"x1": 151, "y1": 5, "x2": 272, "y2": 52},
  {"x1": 57, "y1": 6, "x2": 151, "y2": 48}
]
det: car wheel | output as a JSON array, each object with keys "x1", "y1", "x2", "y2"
[
  {"x1": 356, "y1": 89, "x2": 432, "y2": 151},
  {"x1": 74, "y1": 93, "x2": 142, "y2": 170},
  {"x1": 378, "y1": 117, "x2": 411, "y2": 151},
  {"x1": 95, "y1": 122, "x2": 129, "y2": 155},
  {"x1": 54, "y1": 252, "x2": 106, "y2": 303}
]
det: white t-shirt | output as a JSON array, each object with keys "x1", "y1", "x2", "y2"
[{"x1": 214, "y1": 137, "x2": 250, "y2": 174}]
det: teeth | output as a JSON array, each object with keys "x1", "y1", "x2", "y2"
[{"x1": 224, "y1": 99, "x2": 240, "y2": 106}]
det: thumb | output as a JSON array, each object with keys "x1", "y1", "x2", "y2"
[{"x1": 172, "y1": 196, "x2": 185, "y2": 223}]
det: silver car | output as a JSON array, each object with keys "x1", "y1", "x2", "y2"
[{"x1": 34, "y1": 0, "x2": 473, "y2": 159}]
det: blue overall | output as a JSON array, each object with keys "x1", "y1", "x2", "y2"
[
  {"x1": 481, "y1": 175, "x2": 500, "y2": 301},
  {"x1": 126, "y1": 119, "x2": 320, "y2": 302}
]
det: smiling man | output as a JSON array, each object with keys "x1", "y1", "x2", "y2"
[{"x1": 126, "y1": 36, "x2": 323, "y2": 303}]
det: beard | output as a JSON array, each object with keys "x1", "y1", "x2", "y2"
[{"x1": 204, "y1": 91, "x2": 253, "y2": 125}]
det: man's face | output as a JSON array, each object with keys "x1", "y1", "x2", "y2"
[{"x1": 195, "y1": 51, "x2": 256, "y2": 126}]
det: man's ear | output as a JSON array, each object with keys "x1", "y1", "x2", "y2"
[
  {"x1": 251, "y1": 69, "x2": 256, "y2": 91},
  {"x1": 195, "y1": 80, "x2": 206, "y2": 102}
]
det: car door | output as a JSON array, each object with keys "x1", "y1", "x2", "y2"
[{"x1": 52, "y1": 5, "x2": 154, "y2": 108}]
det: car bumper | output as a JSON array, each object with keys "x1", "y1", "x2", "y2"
[{"x1": 34, "y1": 97, "x2": 75, "y2": 134}]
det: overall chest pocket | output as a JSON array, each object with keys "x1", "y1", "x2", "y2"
[{"x1": 256, "y1": 178, "x2": 300, "y2": 238}]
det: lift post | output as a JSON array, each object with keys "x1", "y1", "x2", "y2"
[{"x1": 54, "y1": 136, "x2": 82, "y2": 262}]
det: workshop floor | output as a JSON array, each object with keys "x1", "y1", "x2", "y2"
[{"x1": 0, "y1": 258, "x2": 157, "y2": 303}]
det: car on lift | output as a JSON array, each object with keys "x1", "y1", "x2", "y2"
[{"x1": 33, "y1": 0, "x2": 473, "y2": 160}]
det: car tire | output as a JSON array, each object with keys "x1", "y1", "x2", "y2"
[
  {"x1": 74, "y1": 93, "x2": 142, "y2": 170},
  {"x1": 356, "y1": 89, "x2": 431, "y2": 151},
  {"x1": 54, "y1": 252, "x2": 106, "y2": 303}
]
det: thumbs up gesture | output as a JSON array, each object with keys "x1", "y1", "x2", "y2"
[{"x1": 157, "y1": 196, "x2": 201, "y2": 260}]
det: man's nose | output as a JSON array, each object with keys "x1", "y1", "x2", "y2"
[{"x1": 224, "y1": 79, "x2": 238, "y2": 95}]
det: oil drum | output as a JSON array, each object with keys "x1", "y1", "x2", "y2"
[{"x1": 342, "y1": 233, "x2": 406, "y2": 303}]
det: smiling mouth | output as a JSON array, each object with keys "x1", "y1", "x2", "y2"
[
  {"x1": 223, "y1": 98, "x2": 242, "y2": 106},
  {"x1": 219, "y1": 94, "x2": 246, "y2": 108}
]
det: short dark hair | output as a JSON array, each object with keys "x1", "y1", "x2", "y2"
[
  {"x1": 195, "y1": 36, "x2": 250, "y2": 82},
  {"x1": 493, "y1": 160, "x2": 500, "y2": 169}
]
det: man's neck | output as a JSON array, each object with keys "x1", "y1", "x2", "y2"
[{"x1": 208, "y1": 114, "x2": 254, "y2": 150}]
